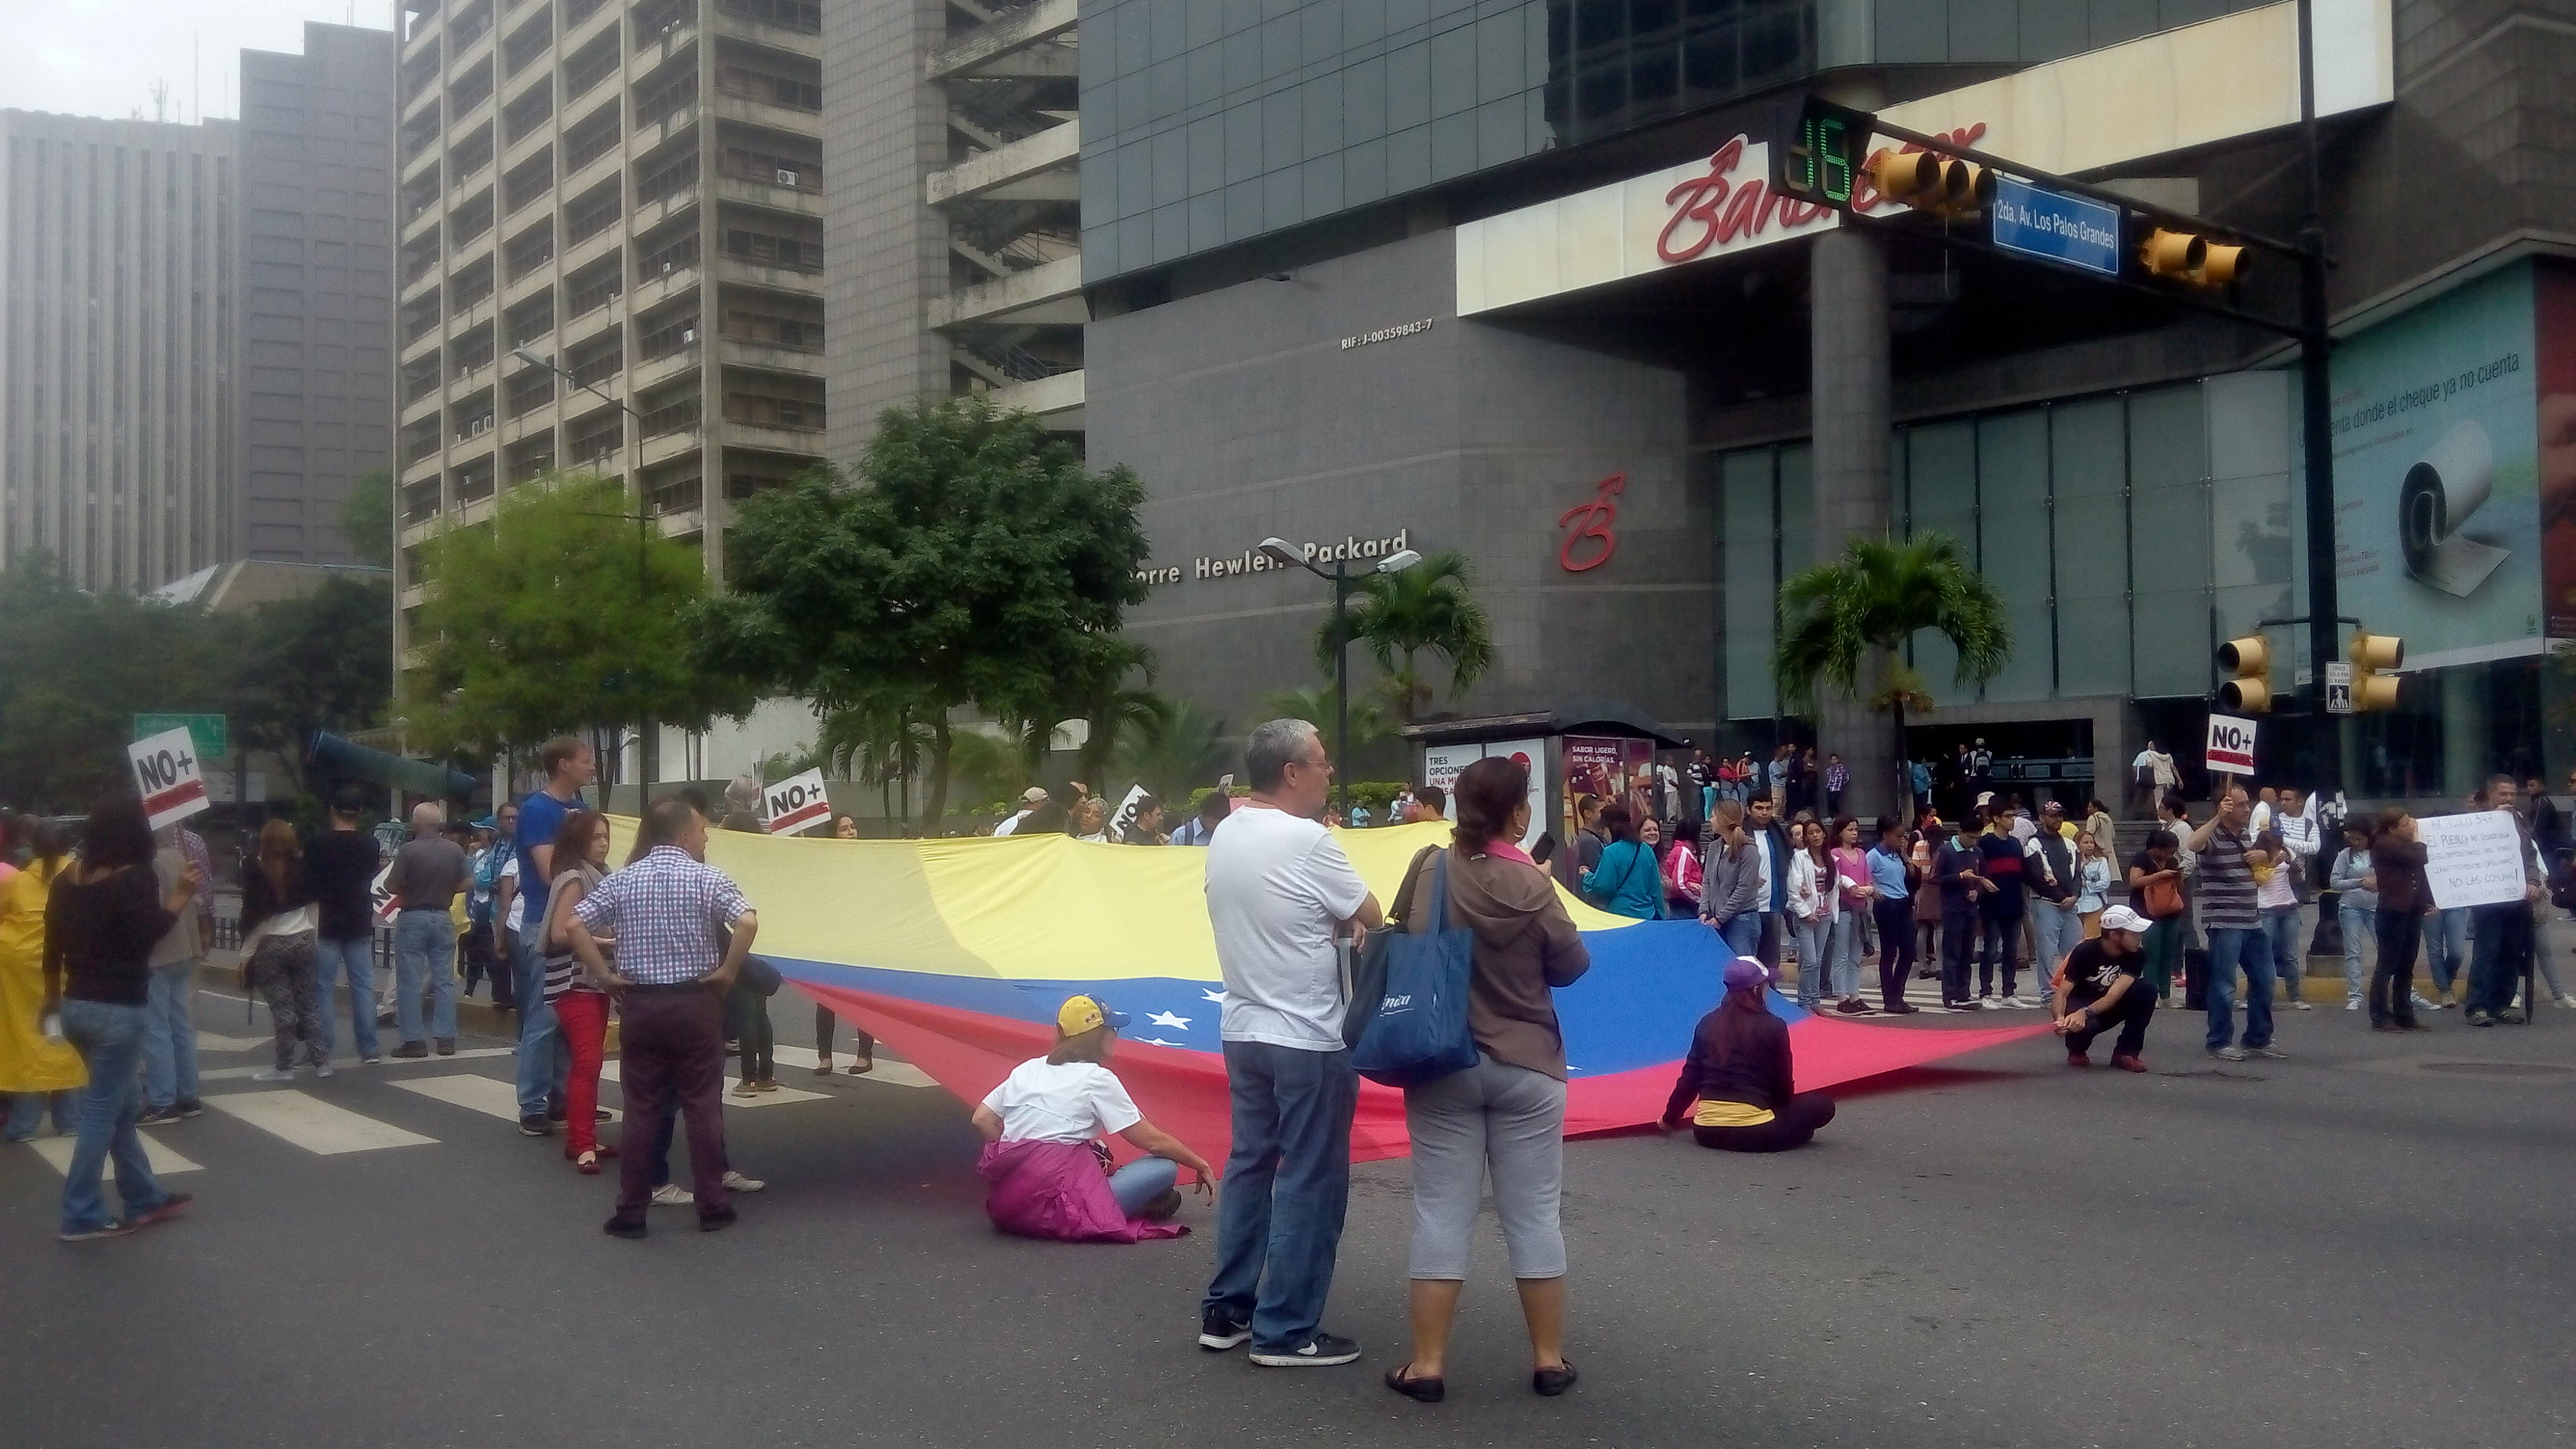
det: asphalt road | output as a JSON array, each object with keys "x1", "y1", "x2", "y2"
[{"x1": 6, "y1": 977, "x2": 2571, "y2": 1449}]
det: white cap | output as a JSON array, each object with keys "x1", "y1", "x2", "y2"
[{"x1": 2098, "y1": 906, "x2": 2150, "y2": 935}]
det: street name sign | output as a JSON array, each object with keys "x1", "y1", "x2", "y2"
[
  {"x1": 1989, "y1": 176, "x2": 2123, "y2": 277},
  {"x1": 135, "y1": 713, "x2": 227, "y2": 760},
  {"x1": 128, "y1": 726, "x2": 211, "y2": 831},
  {"x1": 2204, "y1": 713, "x2": 2257, "y2": 775},
  {"x1": 763, "y1": 769, "x2": 831, "y2": 835}
]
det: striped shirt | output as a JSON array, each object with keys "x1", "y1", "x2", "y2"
[
  {"x1": 541, "y1": 864, "x2": 608, "y2": 1000},
  {"x1": 571, "y1": 845, "x2": 752, "y2": 985},
  {"x1": 2195, "y1": 823, "x2": 2258, "y2": 930}
]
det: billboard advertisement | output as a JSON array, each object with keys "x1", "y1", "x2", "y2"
[
  {"x1": 1421, "y1": 738, "x2": 1546, "y2": 848},
  {"x1": 2535, "y1": 264, "x2": 2576, "y2": 640},
  {"x1": 2325, "y1": 264, "x2": 2541, "y2": 663},
  {"x1": 1561, "y1": 735, "x2": 1656, "y2": 848}
]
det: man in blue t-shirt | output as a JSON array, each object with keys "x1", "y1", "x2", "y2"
[{"x1": 510, "y1": 735, "x2": 595, "y2": 1134}]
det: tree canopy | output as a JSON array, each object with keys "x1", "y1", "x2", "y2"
[
  {"x1": 339, "y1": 467, "x2": 394, "y2": 569},
  {"x1": 406, "y1": 472, "x2": 752, "y2": 758},
  {"x1": 1314, "y1": 549, "x2": 1494, "y2": 721},
  {"x1": 696, "y1": 397, "x2": 1153, "y2": 831}
]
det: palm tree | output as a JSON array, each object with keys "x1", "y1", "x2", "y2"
[
  {"x1": 1074, "y1": 684, "x2": 1175, "y2": 797},
  {"x1": 816, "y1": 693, "x2": 936, "y2": 820},
  {"x1": 1116, "y1": 696, "x2": 1232, "y2": 803},
  {"x1": 1774, "y1": 534, "x2": 2010, "y2": 817},
  {"x1": 1261, "y1": 684, "x2": 1394, "y2": 750},
  {"x1": 1314, "y1": 550, "x2": 1494, "y2": 721}
]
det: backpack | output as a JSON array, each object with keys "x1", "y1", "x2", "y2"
[{"x1": 1348, "y1": 848, "x2": 1480, "y2": 1089}]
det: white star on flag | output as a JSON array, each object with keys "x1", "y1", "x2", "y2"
[
  {"x1": 1200, "y1": 988, "x2": 1226, "y2": 1004},
  {"x1": 1139, "y1": 1037, "x2": 1184, "y2": 1047},
  {"x1": 1146, "y1": 1010, "x2": 1191, "y2": 1030}
]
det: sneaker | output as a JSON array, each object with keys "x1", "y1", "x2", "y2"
[
  {"x1": 2465, "y1": 1010, "x2": 2494, "y2": 1028},
  {"x1": 2557, "y1": 995, "x2": 2576, "y2": 1009},
  {"x1": 360, "y1": 1054, "x2": 383, "y2": 1065},
  {"x1": 1945, "y1": 999, "x2": 1982, "y2": 1011},
  {"x1": 1250, "y1": 1332, "x2": 1363, "y2": 1368},
  {"x1": 731, "y1": 1080, "x2": 762, "y2": 1097},
  {"x1": 721, "y1": 1170, "x2": 766, "y2": 1193},
  {"x1": 58, "y1": 1221, "x2": 135, "y2": 1242},
  {"x1": 2497, "y1": 1008, "x2": 2528, "y2": 1025},
  {"x1": 2210, "y1": 1046, "x2": 2248, "y2": 1062},
  {"x1": 434, "y1": 1039, "x2": 455, "y2": 1056},
  {"x1": 136, "y1": 1106, "x2": 184, "y2": 1127},
  {"x1": 1198, "y1": 1307, "x2": 1253, "y2": 1351},
  {"x1": 697, "y1": 1208, "x2": 738, "y2": 1233},
  {"x1": 2346, "y1": 999, "x2": 2362, "y2": 1011},
  {"x1": 2246, "y1": 1045, "x2": 2288, "y2": 1060},
  {"x1": 175, "y1": 1099, "x2": 203, "y2": 1118},
  {"x1": 2414, "y1": 994, "x2": 2444, "y2": 1010},
  {"x1": 650, "y1": 1182, "x2": 696, "y2": 1208},
  {"x1": 2290, "y1": 1001, "x2": 2313, "y2": 1011},
  {"x1": 2111, "y1": 1054, "x2": 2148, "y2": 1073},
  {"x1": 252, "y1": 1067, "x2": 297, "y2": 1083},
  {"x1": 2065, "y1": 1050, "x2": 2090, "y2": 1067},
  {"x1": 518, "y1": 1116, "x2": 552, "y2": 1136},
  {"x1": 130, "y1": 1192, "x2": 192, "y2": 1228},
  {"x1": 390, "y1": 1041, "x2": 428, "y2": 1060},
  {"x1": 315, "y1": 1063, "x2": 335, "y2": 1078},
  {"x1": 602, "y1": 1216, "x2": 649, "y2": 1240}
]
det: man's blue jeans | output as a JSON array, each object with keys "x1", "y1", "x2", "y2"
[
  {"x1": 394, "y1": 910, "x2": 459, "y2": 1045},
  {"x1": 57, "y1": 998, "x2": 174, "y2": 1235},
  {"x1": 1202, "y1": 1040, "x2": 1357, "y2": 1353},
  {"x1": 2203, "y1": 926, "x2": 2275, "y2": 1051},
  {"x1": 2030, "y1": 900, "x2": 2082, "y2": 995},
  {"x1": 313, "y1": 934, "x2": 380, "y2": 1060},
  {"x1": 513, "y1": 932, "x2": 568, "y2": 1118},
  {"x1": 6, "y1": 1091, "x2": 73, "y2": 1140},
  {"x1": 1711, "y1": 913, "x2": 1760, "y2": 958},
  {"x1": 143, "y1": 958, "x2": 200, "y2": 1109},
  {"x1": 2466, "y1": 903, "x2": 2531, "y2": 1017},
  {"x1": 2423, "y1": 908, "x2": 2469, "y2": 996}
]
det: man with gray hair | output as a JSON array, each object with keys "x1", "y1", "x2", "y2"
[
  {"x1": 1199, "y1": 719, "x2": 1383, "y2": 1368},
  {"x1": 385, "y1": 800, "x2": 470, "y2": 1058}
]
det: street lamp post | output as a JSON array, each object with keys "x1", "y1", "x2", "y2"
[
  {"x1": 512, "y1": 346, "x2": 657, "y2": 805},
  {"x1": 1259, "y1": 536, "x2": 1421, "y2": 817}
]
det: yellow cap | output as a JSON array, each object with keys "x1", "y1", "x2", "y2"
[{"x1": 1057, "y1": 994, "x2": 1124, "y2": 1036}]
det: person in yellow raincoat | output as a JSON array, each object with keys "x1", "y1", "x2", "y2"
[{"x1": 2, "y1": 817, "x2": 86, "y2": 1139}]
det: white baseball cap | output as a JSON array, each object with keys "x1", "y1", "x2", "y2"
[{"x1": 2098, "y1": 906, "x2": 2150, "y2": 935}]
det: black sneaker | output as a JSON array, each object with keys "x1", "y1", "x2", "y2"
[
  {"x1": 1250, "y1": 1332, "x2": 1361, "y2": 1367},
  {"x1": 2498, "y1": 1008, "x2": 2528, "y2": 1024},
  {"x1": 518, "y1": 1115, "x2": 553, "y2": 1137},
  {"x1": 434, "y1": 1038, "x2": 456, "y2": 1056},
  {"x1": 175, "y1": 1099, "x2": 203, "y2": 1118},
  {"x1": 136, "y1": 1106, "x2": 184, "y2": 1127},
  {"x1": 602, "y1": 1216, "x2": 648, "y2": 1240},
  {"x1": 1197, "y1": 1306, "x2": 1252, "y2": 1351},
  {"x1": 390, "y1": 1042, "x2": 429, "y2": 1059}
]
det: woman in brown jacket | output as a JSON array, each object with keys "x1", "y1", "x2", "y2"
[{"x1": 1382, "y1": 756, "x2": 1590, "y2": 1404}]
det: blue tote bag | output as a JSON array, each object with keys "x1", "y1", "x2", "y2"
[{"x1": 1350, "y1": 849, "x2": 1480, "y2": 1089}]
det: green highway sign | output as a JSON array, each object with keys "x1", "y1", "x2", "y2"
[{"x1": 135, "y1": 713, "x2": 228, "y2": 759}]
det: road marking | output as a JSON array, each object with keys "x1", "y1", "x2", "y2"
[
  {"x1": 191, "y1": 1032, "x2": 269, "y2": 1053},
  {"x1": 196, "y1": 1047, "x2": 515, "y2": 1083},
  {"x1": 24, "y1": 1133, "x2": 203, "y2": 1176},
  {"x1": 394, "y1": 1072, "x2": 619, "y2": 1123},
  {"x1": 774, "y1": 1044, "x2": 937, "y2": 1089},
  {"x1": 597, "y1": 1061, "x2": 830, "y2": 1106},
  {"x1": 204, "y1": 1091, "x2": 436, "y2": 1154}
]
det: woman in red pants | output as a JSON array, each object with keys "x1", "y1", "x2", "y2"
[{"x1": 540, "y1": 809, "x2": 617, "y2": 1172}]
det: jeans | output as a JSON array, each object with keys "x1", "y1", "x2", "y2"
[
  {"x1": 2203, "y1": 925, "x2": 2274, "y2": 1052},
  {"x1": 2370, "y1": 909, "x2": 2421, "y2": 1028},
  {"x1": 392, "y1": 910, "x2": 459, "y2": 1045},
  {"x1": 2465, "y1": 903, "x2": 2531, "y2": 1017},
  {"x1": 313, "y1": 934, "x2": 380, "y2": 1060},
  {"x1": 2029, "y1": 900, "x2": 2082, "y2": 996},
  {"x1": 1710, "y1": 913, "x2": 1760, "y2": 958},
  {"x1": 730, "y1": 982, "x2": 774, "y2": 1081},
  {"x1": 1203, "y1": 1040, "x2": 1358, "y2": 1353},
  {"x1": 1872, "y1": 897, "x2": 1915, "y2": 1009},
  {"x1": 1792, "y1": 914, "x2": 1834, "y2": 1009},
  {"x1": 2338, "y1": 902, "x2": 2375, "y2": 1001},
  {"x1": 57, "y1": 998, "x2": 174, "y2": 1235},
  {"x1": 143, "y1": 958, "x2": 200, "y2": 1109},
  {"x1": 1940, "y1": 906, "x2": 1978, "y2": 1004},
  {"x1": 1755, "y1": 911, "x2": 1785, "y2": 977},
  {"x1": 1978, "y1": 904, "x2": 2024, "y2": 998},
  {"x1": 6, "y1": 1091, "x2": 73, "y2": 1139},
  {"x1": 2423, "y1": 908, "x2": 2468, "y2": 995},
  {"x1": 1402, "y1": 1053, "x2": 1567, "y2": 1280},
  {"x1": 512, "y1": 932, "x2": 568, "y2": 1119},
  {"x1": 1109, "y1": 1156, "x2": 1180, "y2": 1218},
  {"x1": 2260, "y1": 904, "x2": 2303, "y2": 1004},
  {"x1": 1828, "y1": 911, "x2": 1862, "y2": 999}
]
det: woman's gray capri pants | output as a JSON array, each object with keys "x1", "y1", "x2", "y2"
[{"x1": 1402, "y1": 1052, "x2": 1568, "y2": 1280}]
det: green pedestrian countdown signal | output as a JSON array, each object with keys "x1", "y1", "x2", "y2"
[{"x1": 1774, "y1": 96, "x2": 1877, "y2": 209}]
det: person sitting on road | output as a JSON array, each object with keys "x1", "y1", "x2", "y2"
[
  {"x1": 1659, "y1": 957, "x2": 1836, "y2": 1152},
  {"x1": 970, "y1": 994, "x2": 1213, "y2": 1243},
  {"x1": 2053, "y1": 906, "x2": 2157, "y2": 1071}
]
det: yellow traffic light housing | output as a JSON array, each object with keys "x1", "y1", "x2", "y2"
[
  {"x1": 2141, "y1": 228, "x2": 2249, "y2": 288},
  {"x1": 2216, "y1": 635, "x2": 2272, "y2": 712},
  {"x1": 1866, "y1": 148, "x2": 1987, "y2": 216},
  {"x1": 2351, "y1": 630, "x2": 2404, "y2": 711}
]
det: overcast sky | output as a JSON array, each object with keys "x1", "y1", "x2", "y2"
[{"x1": 0, "y1": 1, "x2": 396, "y2": 125}]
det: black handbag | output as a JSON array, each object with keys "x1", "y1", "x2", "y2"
[{"x1": 740, "y1": 954, "x2": 783, "y2": 997}]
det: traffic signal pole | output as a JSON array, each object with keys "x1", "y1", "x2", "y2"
[{"x1": 2295, "y1": 0, "x2": 2345, "y2": 794}]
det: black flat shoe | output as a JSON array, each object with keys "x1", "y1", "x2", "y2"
[
  {"x1": 1384, "y1": 1365, "x2": 1445, "y2": 1403},
  {"x1": 1533, "y1": 1360, "x2": 1578, "y2": 1397}
]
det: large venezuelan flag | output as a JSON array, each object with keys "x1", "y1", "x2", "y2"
[{"x1": 658, "y1": 819, "x2": 2046, "y2": 1166}]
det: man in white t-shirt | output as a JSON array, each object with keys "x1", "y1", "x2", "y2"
[
  {"x1": 992, "y1": 786, "x2": 1048, "y2": 836},
  {"x1": 1197, "y1": 718, "x2": 1381, "y2": 1369}
]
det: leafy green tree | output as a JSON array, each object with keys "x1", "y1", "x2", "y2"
[
  {"x1": 943, "y1": 728, "x2": 1031, "y2": 813},
  {"x1": 1774, "y1": 534, "x2": 2010, "y2": 817},
  {"x1": 0, "y1": 554, "x2": 236, "y2": 811},
  {"x1": 696, "y1": 397, "x2": 1152, "y2": 833},
  {"x1": 230, "y1": 575, "x2": 394, "y2": 798},
  {"x1": 338, "y1": 467, "x2": 394, "y2": 569},
  {"x1": 1115, "y1": 696, "x2": 1231, "y2": 804},
  {"x1": 1314, "y1": 550, "x2": 1494, "y2": 721},
  {"x1": 1261, "y1": 683, "x2": 1394, "y2": 750},
  {"x1": 407, "y1": 473, "x2": 753, "y2": 759}
]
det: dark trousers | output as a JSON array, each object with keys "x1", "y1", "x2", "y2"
[
  {"x1": 613, "y1": 988, "x2": 730, "y2": 1224},
  {"x1": 1203, "y1": 1040, "x2": 1357, "y2": 1353},
  {"x1": 2066, "y1": 990, "x2": 2154, "y2": 1060},
  {"x1": 2372, "y1": 909, "x2": 2423, "y2": 1027},
  {"x1": 489, "y1": 928, "x2": 517, "y2": 1009},
  {"x1": 730, "y1": 983, "x2": 774, "y2": 1082},
  {"x1": 2466, "y1": 903, "x2": 2531, "y2": 1017},
  {"x1": 1979, "y1": 903, "x2": 2024, "y2": 997},
  {"x1": 1941, "y1": 906, "x2": 1978, "y2": 1004},
  {"x1": 1755, "y1": 911, "x2": 1785, "y2": 977},
  {"x1": 1692, "y1": 1092, "x2": 1836, "y2": 1152},
  {"x1": 1873, "y1": 897, "x2": 1915, "y2": 1009},
  {"x1": 814, "y1": 1002, "x2": 873, "y2": 1060}
]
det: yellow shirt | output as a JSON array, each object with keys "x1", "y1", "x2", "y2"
[
  {"x1": 0, "y1": 860, "x2": 86, "y2": 1094},
  {"x1": 1693, "y1": 1099, "x2": 1775, "y2": 1128}
]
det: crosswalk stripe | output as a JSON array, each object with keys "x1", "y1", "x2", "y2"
[
  {"x1": 772, "y1": 1044, "x2": 936, "y2": 1088},
  {"x1": 392, "y1": 1072, "x2": 621, "y2": 1124},
  {"x1": 205, "y1": 1090, "x2": 437, "y2": 1154},
  {"x1": 196, "y1": 1047, "x2": 516, "y2": 1084},
  {"x1": 596, "y1": 1060, "x2": 830, "y2": 1106},
  {"x1": 23, "y1": 1132, "x2": 203, "y2": 1177},
  {"x1": 191, "y1": 1031, "x2": 269, "y2": 1053}
]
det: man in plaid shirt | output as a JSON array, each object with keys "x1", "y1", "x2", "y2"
[{"x1": 567, "y1": 797, "x2": 760, "y2": 1236}]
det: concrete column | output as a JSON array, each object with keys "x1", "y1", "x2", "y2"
[{"x1": 1809, "y1": 225, "x2": 1896, "y2": 818}]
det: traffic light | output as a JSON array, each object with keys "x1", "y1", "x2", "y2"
[
  {"x1": 2216, "y1": 635, "x2": 2272, "y2": 712},
  {"x1": 1866, "y1": 148, "x2": 1987, "y2": 216},
  {"x1": 2140, "y1": 227, "x2": 2248, "y2": 287},
  {"x1": 2350, "y1": 630, "x2": 2404, "y2": 711}
]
